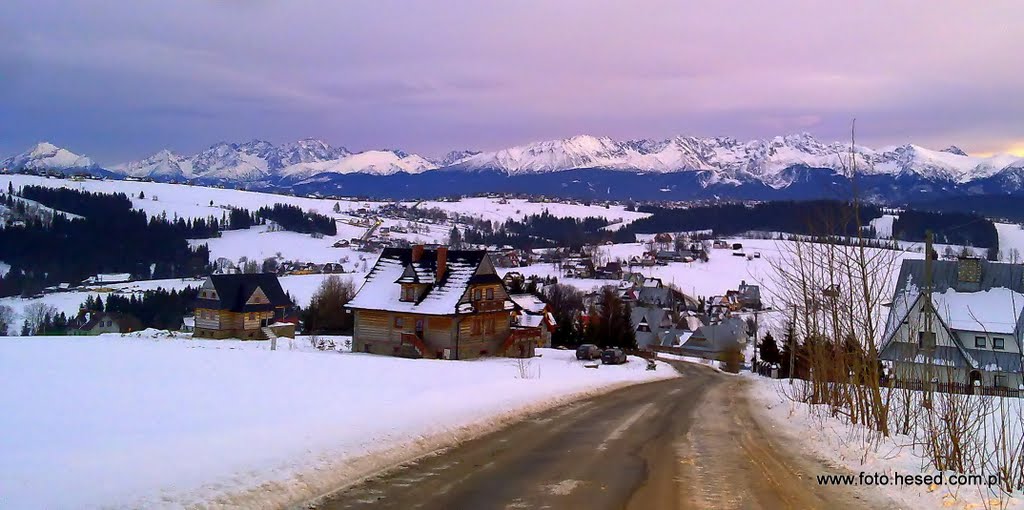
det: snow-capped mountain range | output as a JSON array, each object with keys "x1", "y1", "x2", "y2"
[
  {"x1": 451, "y1": 133, "x2": 1024, "y2": 186},
  {"x1": 106, "y1": 139, "x2": 439, "y2": 182},
  {"x1": 3, "y1": 134, "x2": 1024, "y2": 201}
]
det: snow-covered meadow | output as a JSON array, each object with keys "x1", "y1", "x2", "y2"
[
  {"x1": 0, "y1": 273, "x2": 348, "y2": 335},
  {"x1": 0, "y1": 336, "x2": 676, "y2": 508},
  {"x1": 0, "y1": 175, "x2": 645, "y2": 225}
]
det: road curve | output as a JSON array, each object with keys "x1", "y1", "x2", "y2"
[{"x1": 310, "y1": 362, "x2": 892, "y2": 510}]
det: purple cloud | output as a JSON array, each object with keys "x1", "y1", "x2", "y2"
[{"x1": 0, "y1": 0, "x2": 1021, "y2": 163}]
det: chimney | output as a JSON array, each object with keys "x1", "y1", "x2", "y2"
[
  {"x1": 411, "y1": 244, "x2": 424, "y2": 263},
  {"x1": 436, "y1": 246, "x2": 448, "y2": 283}
]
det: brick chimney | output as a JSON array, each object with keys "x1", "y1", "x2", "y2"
[
  {"x1": 436, "y1": 246, "x2": 448, "y2": 283},
  {"x1": 411, "y1": 244, "x2": 424, "y2": 263}
]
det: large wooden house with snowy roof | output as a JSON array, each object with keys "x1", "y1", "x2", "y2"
[
  {"x1": 193, "y1": 273, "x2": 296, "y2": 340},
  {"x1": 880, "y1": 257, "x2": 1024, "y2": 393},
  {"x1": 346, "y1": 245, "x2": 531, "y2": 359}
]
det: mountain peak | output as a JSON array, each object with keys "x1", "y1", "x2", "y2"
[
  {"x1": 2, "y1": 142, "x2": 95, "y2": 172},
  {"x1": 29, "y1": 141, "x2": 62, "y2": 156},
  {"x1": 941, "y1": 145, "x2": 968, "y2": 157},
  {"x1": 438, "y1": 150, "x2": 481, "y2": 166}
]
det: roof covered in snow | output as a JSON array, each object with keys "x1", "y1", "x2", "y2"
[
  {"x1": 932, "y1": 287, "x2": 1024, "y2": 334},
  {"x1": 881, "y1": 258, "x2": 1024, "y2": 373},
  {"x1": 510, "y1": 293, "x2": 547, "y2": 314},
  {"x1": 346, "y1": 247, "x2": 506, "y2": 316},
  {"x1": 681, "y1": 318, "x2": 748, "y2": 354}
]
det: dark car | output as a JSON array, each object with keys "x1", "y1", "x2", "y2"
[
  {"x1": 576, "y1": 344, "x2": 602, "y2": 360},
  {"x1": 601, "y1": 347, "x2": 627, "y2": 365}
]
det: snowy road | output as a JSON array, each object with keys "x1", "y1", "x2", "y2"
[{"x1": 311, "y1": 362, "x2": 893, "y2": 510}]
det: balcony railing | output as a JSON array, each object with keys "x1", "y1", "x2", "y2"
[{"x1": 473, "y1": 299, "x2": 506, "y2": 312}]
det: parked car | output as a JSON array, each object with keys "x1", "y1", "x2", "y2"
[
  {"x1": 601, "y1": 347, "x2": 627, "y2": 365},
  {"x1": 576, "y1": 344, "x2": 602, "y2": 360}
]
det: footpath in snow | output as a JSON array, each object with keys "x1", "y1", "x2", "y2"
[{"x1": 0, "y1": 334, "x2": 676, "y2": 509}]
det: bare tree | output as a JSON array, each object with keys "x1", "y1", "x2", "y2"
[
  {"x1": 303, "y1": 275, "x2": 356, "y2": 334},
  {"x1": 23, "y1": 302, "x2": 58, "y2": 336},
  {"x1": 0, "y1": 305, "x2": 14, "y2": 336}
]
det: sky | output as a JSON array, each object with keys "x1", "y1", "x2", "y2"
[{"x1": 1, "y1": 0, "x2": 1022, "y2": 164}]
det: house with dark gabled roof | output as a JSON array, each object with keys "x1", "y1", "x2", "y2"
[
  {"x1": 346, "y1": 245, "x2": 529, "y2": 359},
  {"x1": 192, "y1": 273, "x2": 295, "y2": 340},
  {"x1": 72, "y1": 312, "x2": 143, "y2": 336},
  {"x1": 880, "y1": 257, "x2": 1024, "y2": 391}
]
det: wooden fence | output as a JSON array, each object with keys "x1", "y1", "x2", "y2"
[{"x1": 887, "y1": 379, "x2": 1021, "y2": 398}]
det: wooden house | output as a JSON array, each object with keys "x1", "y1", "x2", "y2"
[
  {"x1": 346, "y1": 245, "x2": 532, "y2": 359},
  {"x1": 510, "y1": 293, "x2": 557, "y2": 348},
  {"x1": 193, "y1": 273, "x2": 295, "y2": 340}
]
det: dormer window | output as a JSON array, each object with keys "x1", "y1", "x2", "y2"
[{"x1": 401, "y1": 285, "x2": 417, "y2": 302}]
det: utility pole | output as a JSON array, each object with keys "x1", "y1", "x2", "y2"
[
  {"x1": 923, "y1": 230, "x2": 935, "y2": 401},
  {"x1": 789, "y1": 308, "x2": 797, "y2": 385}
]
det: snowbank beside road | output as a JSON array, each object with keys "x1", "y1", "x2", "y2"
[
  {"x1": 746, "y1": 375, "x2": 1023, "y2": 509},
  {"x1": 0, "y1": 336, "x2": 676, "y2": 509}
]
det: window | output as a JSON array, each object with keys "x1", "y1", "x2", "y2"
[
  {"x1": 471, "y1": 319, "x2": 482, "y2": 335},
  {"x1": 485, "y1": 318, "x2": 495, "y2": 333},
  {"x1": 994, "y1": 374, "x2": 1007, "y2": 387},
  {"x1": 486, "y1": 288, "x2": 494, "y2": 300},
  {"x1": 975, "y1": 336, "x2": 986, "y2": 348},
  {"x1": 249, "y1": 313, "x2": 256, "y2": 320},
  {"x1": 394, "y1": 316, "x2": 405, "y2": 328},
  {"x1": 473, "y1": 289, "x2": 482, "y2": 301},
  {"x1": 917, "y1": 331, "x2": 935, "y2": 349},
  {"x1": 993, "y1": 337, "x2": 1005, "y2": 350},
  {"x1": 403, "y1": 286, "x2": 414, "y2": 301}
]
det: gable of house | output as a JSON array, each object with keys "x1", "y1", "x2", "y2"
[
  {"x1": 881, "y1": 258, "x2": 1024, "y2": 375},
  {"x1": 197, "y1": 273, "x2": 291, "y2": 313}
]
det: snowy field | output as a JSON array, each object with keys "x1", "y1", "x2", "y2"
[
  {"x1": 0, "y1": 175, "x2": 643, "y2": 225},
  {"x1": 0, "y1": 273, "x2": 357, "y2": 335},
  {"x1": 748, "y1": 375, "x2": 1023, "y2": 509},
  {"x1": 407, "y1": 196, "x2": 648, "y2": 224},
  {"x1": 997, "y1": 222, "x2": 1024, "y2": 261},
  {"x1": 0, "y1": 335, "x2": 677, "y2": 509},
  {"x1": 0, "y1": 174, "x2": 649, "y2": 267}
]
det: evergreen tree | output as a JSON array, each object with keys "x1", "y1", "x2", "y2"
[
  {"x1": 759, "y1": 331, "x2": 781, "y2": 365},
  {"x1": 139, "y1": 191, "x2": 145, "y2": 199},
  {"x1": 449, "y1": 226, "x2": 463, "y2": 249}
]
